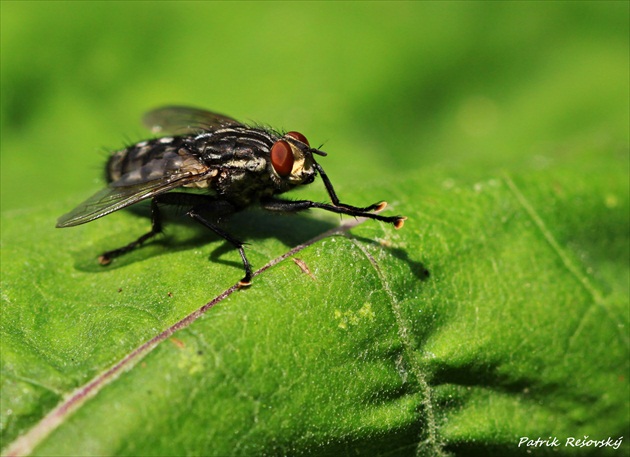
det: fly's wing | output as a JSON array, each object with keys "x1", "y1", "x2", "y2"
[
  {"x1": 142, "y1": 106, "x2": 244, "y2": 135},
  {"x1": 56, "y1": 179, "x2": 184, "y2": 227},
  {"x1": 57, "y1": 149, "x2": 212, "y2": 227}
]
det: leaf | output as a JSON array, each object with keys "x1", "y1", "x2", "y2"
[
  {"x1": 2, "y1": 2, "x2": 628, "y2": 455},
  {"x1": 2, "y1": 148, "x2": 628, "y2": 456}
]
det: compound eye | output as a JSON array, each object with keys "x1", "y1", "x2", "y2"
[
  {"x1": 270, "y1": 140, "x2": 294, "y2": 177},
  {"x1": 286, "y1": 131, "x2": 310, "y2": 147}
]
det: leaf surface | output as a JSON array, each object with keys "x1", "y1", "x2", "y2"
[{"x1": 2, "y1": 152, "x2": 628, "y2": 456}]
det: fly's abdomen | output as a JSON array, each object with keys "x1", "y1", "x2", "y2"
[{"x1": 106, "y1": 136, "x2": 193, "y2": 184}]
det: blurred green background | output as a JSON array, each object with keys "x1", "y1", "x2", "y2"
[{"x1": 2, "y1": 1, "x2": 627, "y2": 213}]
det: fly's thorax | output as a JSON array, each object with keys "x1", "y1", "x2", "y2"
[{"x1": 196, "y1": 127, "x2": 317, "y2": 195}]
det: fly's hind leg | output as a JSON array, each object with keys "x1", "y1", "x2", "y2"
[
  {"x1": 99, "y1": 192, "x2": 253, "y2": 287},
  {"x1": 99, "y1": 198, "x2": 163, "y2": 265}
]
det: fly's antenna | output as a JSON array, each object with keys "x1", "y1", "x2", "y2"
[{"x1": 309, "y1": 147, "x2": 327, "y2": 157}]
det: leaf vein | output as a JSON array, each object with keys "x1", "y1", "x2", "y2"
[
  {"x1": 2, "y1": 219, "x2": 366, "y2": 457},
  {"x1": 503, "y1": 174, "x2": 628, "y2": 346},
  {"x1": 347, "y1": 237, "x2": 446, "y2": 457}
]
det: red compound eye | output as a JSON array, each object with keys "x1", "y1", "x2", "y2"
[
  {"x1": 286, "y1": 131, "x2": 309, "y2": 147},
  {"x1": 270, "y1": 140, "x2": 294, "y2": 176}
]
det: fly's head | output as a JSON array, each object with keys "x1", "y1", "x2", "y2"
[{"x1": 268, "y1": 131, "x2": 326, "y2": 192}]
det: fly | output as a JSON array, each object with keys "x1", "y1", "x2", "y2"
[{"x1": 57, "y1": 106, "x2": 406, "y2": 287}]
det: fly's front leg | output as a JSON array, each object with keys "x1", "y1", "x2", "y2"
[
  {"x1": 261, "y1": 197, "x2": 406, "y2": 229},
  {"x1": 99, "y1": 198, "x2": 163, "y2": 265},
  {"x1": 186, "y1": 208, "x2": 253, "y2": 287},
  {"x1": 313, "y1": 161, "x2": 388, "y2": 213}
]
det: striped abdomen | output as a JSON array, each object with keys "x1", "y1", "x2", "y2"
[{"x1": 106, "y1": 136, "x2": 206, "y2": 186}]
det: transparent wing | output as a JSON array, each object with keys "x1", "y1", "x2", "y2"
[
  {"x1": 57, "y1": 171, "x2": 209, "y2": 228},
  {"x1": 142, "y1": 106, "x2": 244, "y2": 135}
]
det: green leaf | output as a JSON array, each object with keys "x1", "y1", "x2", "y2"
[
  {"x1": 2, "y1": 147, "x2": 628, "y2": 456},
  {"x1": 2, "y1": 2, "x2": 628, "y2": 456}
]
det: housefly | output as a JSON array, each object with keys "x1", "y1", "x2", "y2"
[{"x1": 57, "y1": 106, "x2": 406, "y2": 286}]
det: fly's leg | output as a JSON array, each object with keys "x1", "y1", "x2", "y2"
[
  {"x1": 313, "y1": 161, "x2": 388, "y2": 213},
  {"x1": 186, "y1": 208, "x2": 253, "y2": 287},
  {"x1": 99, "y1": 198, "x2": 163, "y2": 265},
  {"x1": 99, "y1": 192, "x2": 252, "y2": 286},
  {"x1": 261, "y1": 197, "x2": 406, "y2": 229}
]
